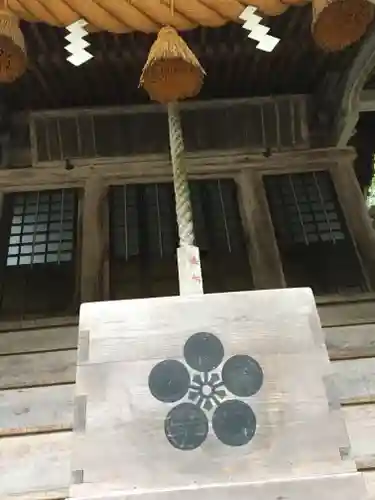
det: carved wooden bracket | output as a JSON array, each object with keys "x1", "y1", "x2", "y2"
[{"x1": 311, "y1": 24, "x2": 375, "y2": 148}]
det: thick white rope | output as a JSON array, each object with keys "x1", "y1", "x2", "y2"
[
  {"x1": 167, "y1": 102, "x2": 203, "y2": 295},
  {"x1": 168, "y1": 102, "x2": 194, "y2": 247}
]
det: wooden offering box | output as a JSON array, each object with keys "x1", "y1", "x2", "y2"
[{"x1": 70, "y1": 289, "x2": 368, "y2": 500}]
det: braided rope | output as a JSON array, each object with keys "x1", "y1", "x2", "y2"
[
  {"x1": 168, "y1": 102, "x2": 194, "y2": 247},
  {"x1": 7, "y1": 0, "x2": 292, "y2": 31}
]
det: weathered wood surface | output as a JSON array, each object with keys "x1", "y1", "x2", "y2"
[
  {"x1": 0, "y1": 326, "x2": 77, "y2": 355},
  {"x1": 0, "y1": 432, "x2": 71, "y2": 498},
  {"x1": 317, "y1": 298, "x2": 375, "y2": 327},
  {"x1": 0, "y1": 384, "x2": 74, "y2": 436},
  {"x1": 80, "y1": 177, "x2": 108, "y2": 303},
  {"x1": 329, "y1": 162, "x2": 375, "y2": 289},
  {"x1": 0, "y1": 147, "x2": 355, "y2": 192},
  {"x1": 0, "y1": 350, "x2": 77, "y2": 390},
  {"x1": 344, "y1": 405, "x2": 375, "y2": 470},
  {"x1": 0, "y1": 295, "x2": 373, "y2": 499},
  {"x1": 1, "y1": 403, "x2": 374, "y2": 498},
  {"x1": 0, "y1": 322, "x2": 374, "y2": 360},
  {"x1": 325, "y1": 324, "x2": 375, "y2": 360},
  {"x1": 75, "y1": 474, "x2": 368, "y2": 500},
  {"x1": 236, "y1": 170, "x2": 285, "y2": 290},
  {"x1": 1, "y1": 362, "x2": 375, "y2": 434},
  {"x1": 1, "y1": 489, "x2": 68, "y2": 500},
  {"x1": 364, "y1": 470, "x2": 375, "y2": 499},
  {"x1": 72, "y1": 290, "x2": 359, "y2": 498},
  {"x1": 332, "y1": 358, "x2": 375, "y2": 404},
  {"x1": 0, "y1": 316, "x2": 77, "y2": 333},
  {"x1": 2, "y1": 348, "x2": 372, "y2": 394}
]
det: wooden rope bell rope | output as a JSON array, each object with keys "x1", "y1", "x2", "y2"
[{"x1": 140, "y1": 3, "x2": 205, "y2": 295}]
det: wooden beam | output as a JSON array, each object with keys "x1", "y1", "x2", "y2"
[
  {"x1": 0, "y1": 148, "x2": 355, "y2": 192},
  {"x1": 236, "y1": 170, "x2": 285, "y2": 289},
  {"x1": 359, "y1": 89, "x2": 375, "y2": 112},
  {"x1": 329, "y1": 160, "x2": 375, "y2": 289},
  {"x1": 80, "y1": 176, "x2": 109, "y2": 303},
  {"x1": 312, "y1": 25, "x2": 375, "y2": 147}
]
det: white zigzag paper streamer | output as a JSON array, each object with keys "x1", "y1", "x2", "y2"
[
  {"x1": 65, "y1": 19, "x2": 93, "y2": 66},
  {"x1": 239, "y1": 6, "x2": 280, "y2": 52}
]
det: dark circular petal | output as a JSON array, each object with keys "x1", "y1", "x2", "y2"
[
  {"x1": 164, "y1": 403, "x2": 209, "y2": 450},
  {"x1": 222, "y1": 355, "x2": 263, "y2": 397},
  {"x1": 184, "y1": 332, "x2": 224, "y2": 372},
  {"x1": 148, "y1": 360, "x2": 190, "y2": 403},
  {"x1": 212, "y1": 400, "x2": 256, "y2": 447}
]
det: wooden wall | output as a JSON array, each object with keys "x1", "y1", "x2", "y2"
[{"x1": 0, "y1": 298, "x2": 375, "y2": 499}]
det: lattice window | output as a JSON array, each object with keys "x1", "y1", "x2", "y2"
[
  {"x1": 0, "y1": 189, "x2": 79, "y2": 319},
  {"x1": 109, "y1": 179, "x2": 253, "y2": 299},
  {"x1": 264, "y1": 171, "x2": 367, "y2": 295}
]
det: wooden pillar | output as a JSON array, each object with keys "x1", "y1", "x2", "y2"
[
  {"x1": 329, "y1": 159, "x2": 375, "y2": 290},
  {"x1": 236, "y1": 170, "x2": 285, "y2": 289},
  {"x1": 80, "y1": 175, "x2": 109, "y2": 303}
]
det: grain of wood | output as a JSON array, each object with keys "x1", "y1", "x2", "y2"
[
  {"x1": 332, "y1": 358, "x2": 375, "y2": 404},
  {"x1": 236, "y1": 170, "x2": 285, "y2": 289},
  {"x1": 0, "y1": 359, "x2": 374, "y2": 436},
  {"x1": 80, "y1": 177, "x2": 108, "y2": 303},
  {"x1": 0, "y1": 291, "x2": 374, "y2": 499},
  {"x1": 0, "y1": 146, "x2": 355, "y2": 191},
  {"x1": 0, "y1": 432, "x2": 71, "y2": 498},
  {"x1": 0, "y1": 350, "x2": 77, "y2": 390},
  {"x1": 74, "y1": 290, "x2": 360, "y2": 495},
  {"x1": 344, "y1": 405, "x2": 375, "y2": 470},
  {"x1": 0, "y1": 385, "x2": 74, "y2": 436},
  {"x1": 330, "y1": 161, "x2": 375, "y2": 289},
  {"x1": 0, "y1": 316, "x2": 77, "y2": 333},
  {"x1": 1, "y1": 488, "x2": 68, "y2": 500},
  {"x1": 1, "y1": 323, "x2": 374, "y2": 361},
  {"x1": 318, "y1": 300, "x2": 375, "y2": 327},
  {"x1": 71, "y1": 473, "x2": 368, "y2": 500},
  {"x1": 325, "y1": 324, "x2": 375, "y2": 359},
  {"x1": 0, "y1": 402, "x2": 373, "y2": 498},
  {"x1": 0, "y1": 326, "x2": 78, "y2": 355}
]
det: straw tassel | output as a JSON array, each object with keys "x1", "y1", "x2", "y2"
[
  {"x1": 140, "y1": 26, "x2": 205, "y2": 104},
  {"x1": 312, "y1": 0, "x2": 375, "y2": 51},
  {"x1": 0, "y1": 5, "x2": 26, "y2": 82}
]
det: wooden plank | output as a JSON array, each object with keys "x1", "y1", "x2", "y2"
[
  {"x1": 0, "y1": 385, "x2": 74, "y2": 436},
  {"x1": 72, "y1": 473, "x2": 368, "y2": 500},
  {"x1": 0, "y1": 322, "x2": 372, "y2": 360},
  {"x1": 0, "y1": 148, "x2": 355, "y2": 192},
  {"x1": 332, "y1": 358, "x2": 375, "y2": 404},
  {"x1": 344, "y1": 405, "x2": 375, "y2": 470},
  {"x1": 0, "y1": 359, "x2": 372, "y2": 438},
  {"x1": 325, "y1": 324, "x2": 375, "y2": 360},
  {"x1": 318, "y1": 299, "x2": 375, "y2": 327},
  {"x1": 1, "y1": 396, "x2": 374, "y2": 490},
  {"x1": 2, "y1": 488, "x2": 68, "y2": 500},
  {"x1": 0, "y1": 431, "x2": 71, "y2": 498},
  {"x1": 0, "y1": 326, "x2": 78, "y2": 355},
  {"x1": 0, "y1": 350, "x2": 77, "y2": 390},
  {"x1": 0, "y1": 316, "x2": 77, "y2": 333}
]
